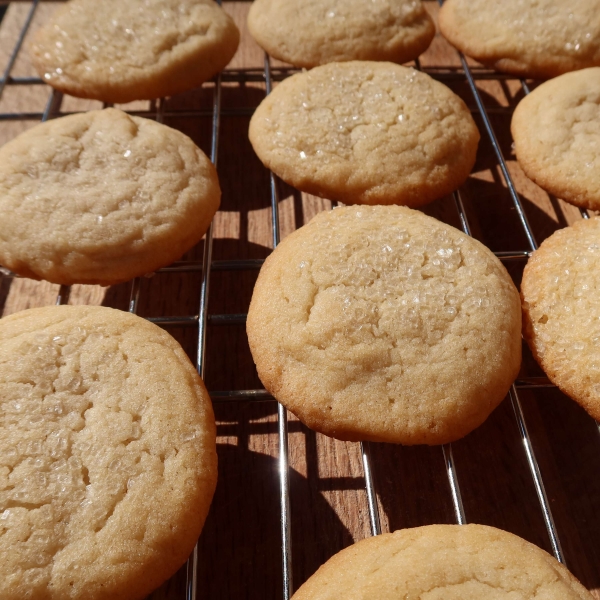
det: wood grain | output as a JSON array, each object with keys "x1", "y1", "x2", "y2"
[{"x1": 0, "y1": 2, "x2": 599, "y2": 599}]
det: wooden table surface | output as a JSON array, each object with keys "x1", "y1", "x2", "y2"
[{"x1": 0, "y1": 2, "x2": 599, "y2": 599}]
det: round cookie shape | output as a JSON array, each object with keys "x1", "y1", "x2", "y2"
[
  {"x1": 439, "y1": 0, "x2": 600, "y2": 79},
  {"x1": 30, "y1": 0, "x2": 240, "y2": 103},
  {"x1": 247, "y1": 0, "x2": 435, "y2": 68},
  {"x1": 512, "y1": 68, "x2": 600, "y2": 211},
  {"x1": 249, "y1": 62, "x2": 479, "y2": 207},
  {"x1": 292, "y1": 524, "x2": 592, "y2": 599},
  {"x1": 0, "y1": 108, "x2": 220, "y2": 286},
  {"x1": 522, "y1": 218, "x2": 600, "y2": 421},
  {"x1": 0, "y1": 305, "x2": 217, "y2": 600},
  {"x1": 246, "y1": 206, "x2": 521, "y2": 445}
]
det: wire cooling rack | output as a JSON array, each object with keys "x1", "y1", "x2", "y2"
[{"x1": 0, "y1": 1, "x2": 599, "y2": 599}]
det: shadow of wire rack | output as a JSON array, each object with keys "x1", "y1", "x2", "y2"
[{"x1": 0, "y1": 1, "x2": 600, "y2": 599}]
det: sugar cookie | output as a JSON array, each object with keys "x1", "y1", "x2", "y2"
[
  {"x1": 439, "y1": 0, "x2": 600, "y2": 79},
  {"x1": 248, "y1": 0, "x2": 434, "y2": 68},
  {"x1": 0, "y1": 108, "x2": 220, "y2": 285},
  {"x1": 249, "y1": 61, "x2": 479, "y2": 207},
  {"x1": 31, "y1": 0, "x2": 239, "y2": 103},
  {"x1": 247, "y1": 206, "x2": 521, "y2": 445},
  {"x1": 0, "y1": 305, "x2": 217, "y2": 600},
  {"x1": 293, "y1": 524, "x2": 592, "y2": 599},
  {"x1": 522, "y1": 218, "x2": 600, "y2": 421},
  {"x1": 512, "y1": 68, "x2": 600, "y2": 211}
]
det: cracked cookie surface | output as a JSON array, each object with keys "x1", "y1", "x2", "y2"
[
  {"x1": 31, "y1": 0, "x2": 239, "y2": 103},
  {"x1": 0, "y1": 108, "x2": 220, "y2": 285},
  {"x1": 247, "y1": 0, "x2": 435, "y2": 68},
  {"x1": 512, "y1": 68, "x2": 600, "y2": 211},
  {"x1": 439, "y1": 0, "x2": 600, "y2": 79},
  {"x1": 249, "y1": 61, "x2": 479, "y2": 207},
  {"x1": 292, "y1": 524, "x2": 592, "y2": 599},
  {"x1": 0, "y1": 305, "x2": 217, "y2": 600},
  {"x1": 246, "y1": 206, "x2": 521, "y2": 445},
  {"x1": 522, "y1": 218, "x2": 600, "y2": 421}
]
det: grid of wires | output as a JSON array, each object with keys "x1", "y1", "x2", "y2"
[{"x1": 0, "y1": 1, "x2": 597, "y2": 599}]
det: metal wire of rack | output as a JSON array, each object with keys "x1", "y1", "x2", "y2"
[{"x1": 0, "y1": 1, "x2": 598, "y2": 599}]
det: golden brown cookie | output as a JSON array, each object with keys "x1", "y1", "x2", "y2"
[
  {"x1": 522, "y1": 217, "x2": 600, "y2": 421},
  {"x1": 0, "y1": 108, "x2": 220, "y2": 286},
  {"x1": 31, "y1": 0, "x2": 240, "y2": 103},
  {"x1": 293, "y1": 524, "x2": 593, "y2": 599},
  {"x1": 0, "y1": 305, "x2": 217, "y2": 600},
  {"x1": 439, "y1": 0, "x2": 600, "y2": 79},
  {"x1": 247, "y1": 0, "x2": 435, "y2": 68},
  {"x1": 512, "y1": 68, "x2": 600, "y2": 211},
  {"x1": 247, "y1": 206, "x2": 521, "y2": 445},
  {"x1": 249, "y1": 61, "x2": 479, "y2": 207}
]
